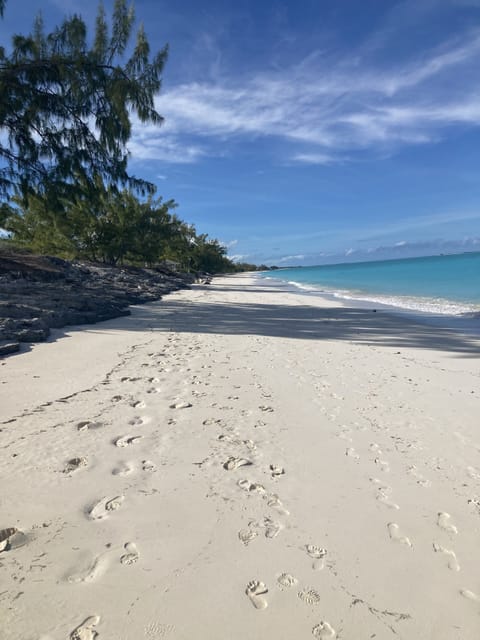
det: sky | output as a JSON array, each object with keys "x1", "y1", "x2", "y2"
[{"x1": 2, "y1": 0, "x2": 480, "y2": 265}]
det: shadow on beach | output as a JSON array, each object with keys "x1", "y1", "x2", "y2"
[{"x1": 77, "y1": 290, "x2": 480, "y2": 358}]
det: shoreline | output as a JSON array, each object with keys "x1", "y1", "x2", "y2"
[
  {"x1": 1, "y1": 274, "x2": 480, "y2": 639},
  {"x1": 259, "y1": 272, "x2": 480, "y2": 337}
]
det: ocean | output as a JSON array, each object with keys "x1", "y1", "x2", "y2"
[{"x1": 262, "y1": 252, "x2": 480, "y2": 317}]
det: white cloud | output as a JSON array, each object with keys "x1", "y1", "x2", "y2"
[
  {"x1": 129, "y1": 27, "x2": 480, "y2": 164},
  {"x1": 222, "y1": 239, "x2": 238, "y2": 249},
  {"x1": 229, "y1": 254, "x2": 250, "y2": 262},
  {"x1": 277, "y1": 254, "x2": 305, "y2": 263},
  {"x1": 260, "y1": 236, "x2": 480, "y2": 266},
  {"x1": 291, "y1": 152, "x2": 340, "y2": 165},
  {"x1": 128, "y1": 132, "x2": 206, "y2": 164}
]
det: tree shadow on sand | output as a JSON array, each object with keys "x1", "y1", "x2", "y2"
[{"x1": 96, "y1": 295, "x2": 480, "y2": 358}]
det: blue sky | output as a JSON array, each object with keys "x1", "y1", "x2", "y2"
[{"x1": 3, "y1": 0, "x2": 480, "y2": 265}]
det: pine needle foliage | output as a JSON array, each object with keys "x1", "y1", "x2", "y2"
[{"x1": 0, "y1": 0, "x2": 168, "y2": 199}]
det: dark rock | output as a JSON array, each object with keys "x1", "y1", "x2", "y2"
[
  {"x1": 0, "y1": 249, "x2": 194, "y2": 351},
  {"x1": 0, "y1": 341, "x2": 20, "y2": 356}
]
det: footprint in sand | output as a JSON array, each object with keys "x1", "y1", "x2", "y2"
[
  {"x1": 298, "y1": 587, "x2": 321, "y2": 605},
  {"x1": 67, "y1": 552, "x2": 110, "y2": 583},
  {"x1": 264, "y1": 518, "x2": 283, "y2": 539},
  {"x1": 238, "y1": 479, "x2": 290, "y2": 515},
  {"x1": 312, "y1": 621, "x2": 336, "y2": 638},
  {"x1": 88, "y1": 496, "x2": 124, "y2": 520},
  {"x1": 238, "y1": 527, "x2": 258, "y2": 546},
  {"x1": 467, "y1": 466, "x2": 480, "y2": 480},
  {"x1": 276, "y1": 573, "x2": 298, "y2": 590},
  {"x1": 169, "y1": 401, "x2": 192, "y2": 409},
  {"x1": 238, "y1": 479, "x2": 266, "y2": 495},
  {"x1": 387, "y1": 523, "x2": 412, "y2": 547},
  {"x1": 112, "y1": 462, "x2": 133, "y2": 476},
  {"x1": 115, "y1": 435, "x2": 143, "y2": 447},
  {"x1": 259, "y1": 405, "x2": 274, "y2": 413},
  {"x1": 64, "y1": 457, "x2": 88, "y2": 473},
  {"x1": 251, "y1": 517, "x2": 283, "y2": 539},
  {"x1": 265, "y1": 493, "x2": 290, "y2": 516},
  {"x1": 146, "y1": 387, "x2": 161, "y2": 394},
  {"x1": 130, "y1": 400, "x2": 146, "y2": 409},
  {"x1": 433, "y1": 543, "x2": 460, "y2": 571},
  {"x1": 306, "y1": 545, "x2": 327, "y2": 570},
  {"x1": 467, "y1": 497, "x2": 480, "y2": 514},
  {"x1": 70, "y1": 615, "x2": 101, "y2": 640},
  {"x1": 142, "y1": 460, "x2": 156, "y2": 472},
  {"x1": 77, "y1": 421, "x2": 103, "y2": 432},
  {"x1": 460, "y1": 589, "x2": 480, "y2": 602},
  {"x1": 246, "y1": 581, "x2": 268, "y2": 609},
  {"x1": 375, "y1": 484, "x2": 400, "y2": 510},
  {"x1": 120, "y1": 542, "x2": 139, "y2": 565},
  {"x1": 269, "y1": 464, "x2": 285, "y2": 478},
  {"x1": 407, "y1": 465, "x2": 430, "y2": 487},
  {"x1": 223, "y1": 457, "x2": 252, "y2": 471},
  {"x1": 345, "y1": 447, "x2": 359, "y2": 460},
  {"x1": 128, "y1": 416, "x2": 148, "y2": 426},
  {"x1": 374, "y1": 457, "x2": 390, "y2": 472},
  {"x1": 203, "y1": 418, "x2": 226, "y2": 427},
  {"x1": 437, "y1": 512, "x2": 458, "y2": 534},
  {"x1": 217, "y1": 432, "x2": 233, "y2": 443}
]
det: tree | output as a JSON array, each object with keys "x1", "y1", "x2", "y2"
[
  {"x1": 189, "y1": 234, "x2": 232, "y2": 273},
  {"x1": 5, "y1": 177, "x2": 180, "y2": 265},
  {"x1": 0, "y1": 0, "x2": 167, "y2": 200}
]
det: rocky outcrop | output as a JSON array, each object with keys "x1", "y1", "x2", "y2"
[{"x1": 0, "y1": 250, "x2": 194, "y2": 354}]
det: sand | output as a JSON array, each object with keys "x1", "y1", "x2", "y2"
[{"x1": 1, "y1": 273, "x2": 480, "y2": 639}]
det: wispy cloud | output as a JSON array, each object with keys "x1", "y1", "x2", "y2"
[
  {"x1": 128, "y1": 133, "x2": 206, "y2": 164},
  {"x1": 222, "y1": 239, "x2": 238, "y2": 249},
  {"x1": 291, "y1": 152, "x2": 342, "y2": 165},
  {"x1": 277, "y1": 254, "x2": 305, "y2": 263},
  {"x1": 262, "y1": 236, "x2": 480, "y2": 266},
  {"x1": 130, "y1": 23, "x2": 480, "y2": 164},
  {"x1": 229, "y1": 253, "x2": 251, "y2": 263}
]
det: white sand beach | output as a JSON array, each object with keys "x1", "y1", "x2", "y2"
[{"x1": 1, "y1": 273, "x2": 480, "y2": 640}]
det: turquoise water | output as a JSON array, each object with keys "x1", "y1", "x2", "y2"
[{"x1": 263, "y1": 252, "x2": 480, "y2": 316}]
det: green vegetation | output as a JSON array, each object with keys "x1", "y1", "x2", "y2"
[
  {"x1": 0, "y1": 0, "x2": 257, "y2": 274},
  {"x1": 3, "y1": 179, "x2": 244, "y2": 272}
]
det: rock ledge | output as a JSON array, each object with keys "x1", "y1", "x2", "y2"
[{"x1": 0, "y1": 250, "x2": 194, "y2": 352}]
